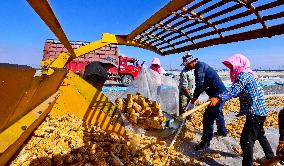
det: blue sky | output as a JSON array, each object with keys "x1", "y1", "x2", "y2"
[{"x1": 0, "y1": 0, "x2": 283, "y2": 70}]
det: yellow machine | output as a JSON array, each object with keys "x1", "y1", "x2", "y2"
[{"x1": 1, "y1": 0, "x2": 284, "y2": 165}]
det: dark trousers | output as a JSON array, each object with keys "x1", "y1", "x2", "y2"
[
  {"x1": 201, "y1": 103, "x2": 227, "y2": 142},
  {"x1": 279, "y1": 108, "x2": 284, "y2": 141},
  {"x1": 179, "y1": 94, "x2": 190, "y2": 115},
  {"x1": 240, "y1": 115, "x2": 274, "y2": 166}
]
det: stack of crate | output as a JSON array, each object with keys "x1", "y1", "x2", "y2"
[
  {"x1": 42, "y1": 39, "x2": 119, "y2": 74},
  {"x1": 43, "y1": 39, "x2": 119, "y2": 63}
]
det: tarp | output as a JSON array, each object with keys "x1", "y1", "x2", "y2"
[
  {"x1": 102, "y1": 87, "x2": 127, "y2": 92},
  {"x1": 119, "y1": 67, "x2": 179, "y2": 115}
]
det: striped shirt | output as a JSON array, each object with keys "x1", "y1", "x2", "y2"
[{"x1": 218, "y1": 72, "x2": 268, "y2": 116}]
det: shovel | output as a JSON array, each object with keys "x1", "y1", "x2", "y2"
[
  {"x1": 168, "y1": 101, "x2": 210, "y2": 148},
  {"x1": 146, "y1": 101, "x2": 210, "y2": 138}
]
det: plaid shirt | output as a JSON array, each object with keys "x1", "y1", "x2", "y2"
[{"x1": 218, "y1": 72, "x2": 268, "y2": 116}]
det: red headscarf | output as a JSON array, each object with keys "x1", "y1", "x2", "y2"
[{"x1": 223, "y1": 54, "x2": 257, "y2": 82}]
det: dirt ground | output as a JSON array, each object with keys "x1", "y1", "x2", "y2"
[
  {"x1": 171, "y1": 106, "x2": 281, "y2": 166},
  {"x1": 103, "y1": 91, "x2": 284, "y2": 166},
  {"x1": 92, "y1": 70, "x2": 284, "y2": 165},
  {"x1": 10, "y1": 89, "x2": 283, "y2": 165}
]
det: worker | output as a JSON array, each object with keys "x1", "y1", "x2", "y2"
[
  {"x1": 83, "y1": 61, "x2": 108, "y2": 90},
  {"x1": 179, "y1": 53, "x2": 195, "y2": 114},
  {"x1": 149, "y1": 57, "x2": 166, "y2": 86},
  {"x1": 83, "y1": 56, "x2": 116, "y2": 90},
  {"x1": 183, "y1": 54, "x2": 227, "y2": 151},
  {"x1": 149, "y1": 57, "x2": 165, "y2": 75},
  {"x1": 209, "y1": 54, "x2": 275, "y2": 166},
  {"x1": 277, "y1": 108, "x2": 284, "y2": 163}
]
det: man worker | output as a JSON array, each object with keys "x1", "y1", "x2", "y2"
[
  {"x1": 183, "y1": 55, "x2": 227, "y2": 151},
  {"x1": 179, "y1": 53, "x2": 195, "y2": 115}
]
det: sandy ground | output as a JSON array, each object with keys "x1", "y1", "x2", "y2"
[
  {"x1": 103, "y1": 86, "x2": 284, "y2": 165},
  {"x1": 171, "y1": 114, "x2": 280, "y2": 166},
  {"x1": 102, "y1": 71, "x2": 284, "y2": 165}
]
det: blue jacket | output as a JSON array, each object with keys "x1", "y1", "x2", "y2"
[
  {"x1": 218, "y1": 72, "x2": 268, "y2": 116},
  {"x1": 193, "y1": 61, "x2": 226, "y2": 98}
]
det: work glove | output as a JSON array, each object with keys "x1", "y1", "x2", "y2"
[
  {"x1": 208, "y1": 97, "x2": 219, "y2": 106},
  {"x1": 277, "y1": 140, "x2": 284, "y2": 161},
  {"x1": 190, "y1": 98, "x2": 197, "y2": 104}
]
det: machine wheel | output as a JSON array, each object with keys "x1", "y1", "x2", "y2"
[{"x1": 121, "y1": 75, "x2": 133, "y2": 86}]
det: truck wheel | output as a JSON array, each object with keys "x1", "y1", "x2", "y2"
[{"x1": 122, "y1": 75, "x2": 133, "y2": 86}]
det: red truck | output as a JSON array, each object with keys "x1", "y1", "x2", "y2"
[{"x1": 43, "y1": 39, "x2": 141, "y2": 86}]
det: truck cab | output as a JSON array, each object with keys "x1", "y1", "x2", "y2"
[{"x1": 107, "y1": 56, "x2": 140, "y2": 86}]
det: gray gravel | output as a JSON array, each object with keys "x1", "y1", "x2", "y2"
[{"x1": 264, "y1": 85, "x2": 284, "y2": 95}]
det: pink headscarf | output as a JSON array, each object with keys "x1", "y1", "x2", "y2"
[
  {"x1": 223, "y1": 54, "x2": 257, "y2": 82},
  {"x1": 150, "y1": 58, "x2": 165, "y2": 74}
]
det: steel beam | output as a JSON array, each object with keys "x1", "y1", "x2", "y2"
[
  {"x1": 164, "y1": 23, "x2": 284, "y2": 55},
  {"x1": 127, "y1": 0, "x2": 193, "y2": 40},
  {"x1": 27, "y1": 0, "x2": 76, "y2": 58}
]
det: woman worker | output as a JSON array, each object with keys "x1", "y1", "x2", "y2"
[{"x1": 209, "y1": 53, "x2": 275, "y2": 166}]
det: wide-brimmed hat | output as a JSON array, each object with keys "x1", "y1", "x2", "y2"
[
  {"x1": 180, "y1": 53, "x2": 198, "y2": 66},
  {"x1": 100, "y1": 56, "x2": 118, "y2": 67}
]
